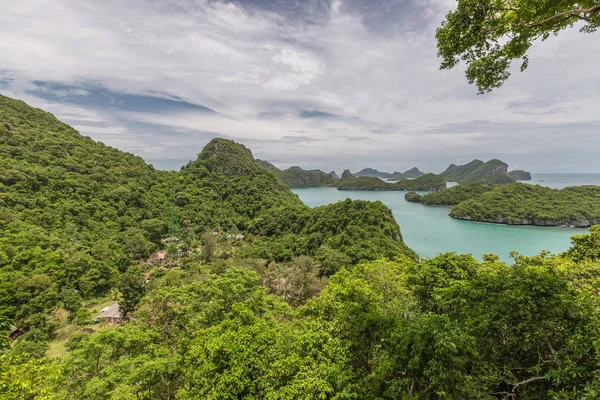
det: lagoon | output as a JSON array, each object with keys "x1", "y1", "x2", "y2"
[{"x1": 292, "y1": 173, "x2": 598, "y2": 262}]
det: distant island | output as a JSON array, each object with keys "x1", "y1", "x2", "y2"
[
  {"x1": 352, "y1": 167, "x2": 427, "y2": 180},
  {"x1": 258, "y1": 157, "x2": 531, "y2": 190},
  {"x1": 255, "y1": 162, "x2": 336, "y2": 188},
  {"x1": 278, "y1": 166, "x2": 335, "y2": 188},
  {"x1": 337, "y1": 174, "x2": 446, "y2": 192},
  {"x1": 441, "y1": 159, "x2": 520, "y2": 184},
  {"x1": 508, "y1": 170, "x2": 533, "y2": 181},
  {"x1": 403, "y1": 167, "x2": 425, "y2": 179},
  {"x1": 354, "y1": 168, "x2": 404, "y2": 180}
]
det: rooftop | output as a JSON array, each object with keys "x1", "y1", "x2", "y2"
[{"x1": 97, "y1": 303, "x2": 123, "y2": 319}]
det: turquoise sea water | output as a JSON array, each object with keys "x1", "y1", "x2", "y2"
[
  {"x1": 530, "y1": 173, "x2": 600, "y2": 189},
  {"x1": 292, "y1": 174, "x2": 600, "y2": 262}
]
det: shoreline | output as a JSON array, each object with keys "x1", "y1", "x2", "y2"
[{"x1": 450, "y1": 215, "x2": 593, "y2": 228}]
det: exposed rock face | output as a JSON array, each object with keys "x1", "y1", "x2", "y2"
[
  {"x1": 329, "y1": 171, "x2": 339, "y2": 179},
  {"x1": 489, "y1": 162, "x2": 508, "y2": 175},
  {"x1": 341, "y1": 169, "x2": 354, "y2": 179},
  {"x1": 256, "y1": 159, "x2": 280, "y2": 172},
  {"x1": 440, "y1": 160, "x2": 483, "y2": 180}
]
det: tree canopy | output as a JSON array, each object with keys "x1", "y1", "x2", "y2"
[{"x1": 437, "y1": 0, "x2": 600, "y2": 93}]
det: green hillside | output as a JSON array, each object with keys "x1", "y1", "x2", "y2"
[
  {"x1": 254, "y1": 161, "x2": 337, "y2": 188},
  {"x1": 0, "y1": 94, "x2": 173, "y2": 325},
  {"x1": 0, "y1": 94, "x2": 415, "y2": 338},
  {"x1": 276, "y1": 166, "x2": 336, "y2": 188}
]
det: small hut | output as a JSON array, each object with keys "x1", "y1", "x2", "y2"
[
  {"x1": 146, "y1": 250, "x2": 167, "y2": 266},
  {"x1": 96, "y1": 303, "x2": 123, "y2": 324},
  {"x1": 161, "y1": 237, "x2": 180, "y2": 244}
]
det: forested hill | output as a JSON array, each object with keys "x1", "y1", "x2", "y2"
[
  {"x1": 441, "y1": 159, "x2": 517, "y2": 184},
  {"x1": 0, "y1": 94, "x2": 173, "y2": 295},
  {"x1": 0, "y1": 94, "x2": 415, "y2": 343},
  {"x1": 175, "y1": 138, "x2": 304, "y2": 230},
  {"x1": 277, "y1": 166, "x2": 336, "y2": 188},
  {"x1": 254, "y1": 161, "x2": 336, "y2": 188}
]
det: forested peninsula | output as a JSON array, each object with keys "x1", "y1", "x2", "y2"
[
  {"x1": 4, "y1": 94, "x2": 600, "y2": 399},
  {"x1": 450, "y1": 184, "x2": 600, "y2": 227},
  {"x1": 408, "y1": 182, "x2": 600, "y2": 228}
]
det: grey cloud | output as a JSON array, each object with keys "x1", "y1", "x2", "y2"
[
  {"x1": 506, "y1": 98, "x2": 574, "y2": 116},
  {"x1": 0, "y1": 0, "x2": 598, "y2": 173},
  {"x1": 298, "y1": 109, "x2": 336, "y2": 118},
  {"x1": 280, "y1": 135, "x2": 324, "y2": 143},
  {"x1": 341, "y1": 0, "x2": 444, "y2": 34}
]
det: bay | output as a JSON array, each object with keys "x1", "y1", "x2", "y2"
[{"x1": 291, "y1": 173, "x2": 599, "y2": 262}]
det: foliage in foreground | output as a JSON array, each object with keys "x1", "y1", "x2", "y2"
[
  {"x1": 436, "y1": 0, "x2": 600, "y2": 93},
  {"x1": 4, "y1": 227, "x2": 600, "y2": 399}
]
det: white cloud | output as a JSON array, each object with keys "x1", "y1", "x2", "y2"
[{"x1": 0, "y1": 0, "x2": 599, "y2": 172}]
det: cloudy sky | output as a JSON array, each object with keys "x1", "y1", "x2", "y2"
[{"x1": 1, "y1": 0, "x2": 598, "y2": 173}]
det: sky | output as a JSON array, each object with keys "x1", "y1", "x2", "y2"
[{"x1": 1, "y1": 0, "x2": 599, "y2": 173}]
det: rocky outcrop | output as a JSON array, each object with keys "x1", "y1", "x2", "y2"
[
  {"x1": 341, "y1": 169, "x2": 354, "y2": 179},
  {"x1": 508, "y1": 170, "x2": 532, "y2": 181},
  {"x1": 403, "y1": 167, "x2": 425, "y2": 179}
]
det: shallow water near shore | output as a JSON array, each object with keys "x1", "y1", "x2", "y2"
[{"x1": 292, "y1": 174, "x2": 598, "y2": 262}]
